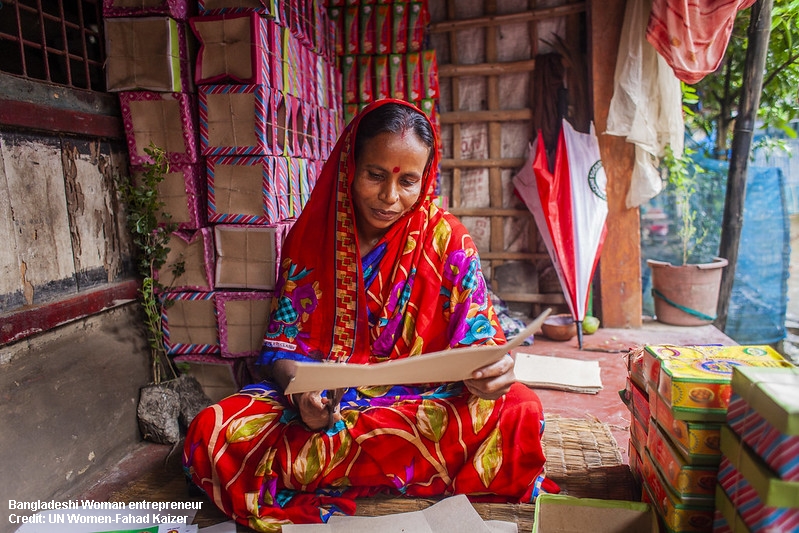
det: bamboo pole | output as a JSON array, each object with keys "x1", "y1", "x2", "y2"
[
  {"x1": 715, "y1": 0, "x2": 773, "y2": 330},
  {"x1": 438, "y1": 59, "x2": 537, "y2": 78},
  {"x1": 440, "y1": 157, "x2": 526, "y2": 169}
]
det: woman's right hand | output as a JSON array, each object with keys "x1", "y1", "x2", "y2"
[{"x1": 293, "y1": 391, "x2": 340, "y2": 431}]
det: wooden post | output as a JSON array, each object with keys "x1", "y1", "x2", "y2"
[
  {"x1": 715, "y1": 0, "x2": 773, "y2": 330},
  {"x1": 591, "y1": 0, "x2": 642, "y2": 328}
]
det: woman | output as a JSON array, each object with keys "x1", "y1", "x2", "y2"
[{"x1": 184, "y1": 100, "x2": 555, "y2": 532}]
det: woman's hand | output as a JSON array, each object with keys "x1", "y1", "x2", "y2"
[
  {"x1": 464, "y1": 353, "x2": 516, "y2": 400},
  {"x1": 293, "y1": 391, "x2": 341, "y2": 431}
]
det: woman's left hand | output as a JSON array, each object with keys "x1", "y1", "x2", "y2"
[{"x1": 464, "y1": 353, "x2": 516, "y2": 400}]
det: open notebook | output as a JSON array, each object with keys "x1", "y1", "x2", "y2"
[{"x1": 514, "y1": 352, "x2": 603, "y2": 394}]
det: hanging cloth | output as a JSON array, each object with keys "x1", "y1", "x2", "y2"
[
  {"x1": 605, "y1": 0, "x2": 684, "y2": 208},
  {"x1": 646, "y1": 0, "x2": 757, "y2": 84}
]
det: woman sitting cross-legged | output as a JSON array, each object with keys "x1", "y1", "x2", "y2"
[{"x1": 183, "y1": 99, "x2": 557, "y2": 532}]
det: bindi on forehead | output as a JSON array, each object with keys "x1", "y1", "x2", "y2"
[{"x1": 393, "y1": 166, "x2": 400, "y2": 173}]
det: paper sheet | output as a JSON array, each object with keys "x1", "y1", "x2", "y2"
[
  {"x1": 282, "y1": 494, "x2": 503, "y2": 532},
  {"x1": 514, "y1": 352, "x2": 603, "y2": 394},
  {"x1": 283, "y1": 310, "x2": 551, "y2": 394}
]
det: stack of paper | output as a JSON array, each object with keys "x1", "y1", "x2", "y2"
[{"x1": 514, "y1": 353, "x2": 603, "y2": 394}]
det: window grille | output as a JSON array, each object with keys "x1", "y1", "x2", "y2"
[{"x1": 0, "y1": 0, "x2": 105, "y2": 91}]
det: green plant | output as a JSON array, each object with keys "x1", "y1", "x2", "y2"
[
  {"x1": 117, "y1": 144, "x2": 182, "y2": 384},
  {"x1": 661, "y1": 144, "x2": 708, "y2": 265}
]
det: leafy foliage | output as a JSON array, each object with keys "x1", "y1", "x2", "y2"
[
  {"x1": 661, "y1": 145, "x2": 710, "y2": 265},
  {"x1": 686, "y1": 1, "x2": 799, "y2": 156},
  {"x1": 117, "y1": 145, "x2": 180, "y2": 384}
]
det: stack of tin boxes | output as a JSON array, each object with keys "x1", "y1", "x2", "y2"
[{"x1": 625, "y1": 345, "x2": 793, "y2": 533}]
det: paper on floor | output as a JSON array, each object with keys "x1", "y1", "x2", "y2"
[
  {"x1": 281, "y1": 494, "x2": 517, "y2": 532},
  {"x1": 514, "y1": 352, "x2": 603, "y2": 394}
]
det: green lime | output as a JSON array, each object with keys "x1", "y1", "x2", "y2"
[{"x1": 582, "y1": 316, "x2": 600, "y2": 334}]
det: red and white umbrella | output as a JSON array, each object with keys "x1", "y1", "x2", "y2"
[{"x1": 513, "y1": 119, "x2": 608, "y2": 348}]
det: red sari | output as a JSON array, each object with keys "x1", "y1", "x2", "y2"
[{"x1": 184, "y1": 100, "x2": 553, "y2": 532}]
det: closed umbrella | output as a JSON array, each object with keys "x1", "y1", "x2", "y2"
[{"x1": 513, "y1": 119, "x2": 608, "y2": 348}]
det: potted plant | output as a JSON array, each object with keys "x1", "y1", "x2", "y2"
[
  {"x1": 117, "y1": 145, "x2": 210, "y2": 444},
  {"x1": 646, "y1": 145, "x2": 728, "y2": 326}
]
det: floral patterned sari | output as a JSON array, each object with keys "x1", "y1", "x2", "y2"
[{"x1": 183, "y1": 100, "x2": 554, "y2": 532}]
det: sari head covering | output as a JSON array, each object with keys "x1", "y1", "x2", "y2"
[{"x1": 262, "y1": 99, "x2": 503, "y2": 369}]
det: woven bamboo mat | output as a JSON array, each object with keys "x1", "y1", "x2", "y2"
[{"x1": 109, "y1": 415, "x2": 635, "y2": 531}]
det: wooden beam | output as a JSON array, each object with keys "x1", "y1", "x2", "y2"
[
  {"x1": 439, "y1": 109, "x2": 533, "y2": 124},
  {"x1": 429, "y1": 2, "x2": 587, "y2": 33},
  {"x1": 592, "y1": 0, "x2": 642, "y2": 328},
  {"x1": 440, "y1": 157, "x2": 526, "y2": 169},
  {"x1": 1, "y1": 280, "x2": 140, "y2": 345},
  {"x1": 438, "y1": 59, "x2": 537, "y2": 78},
  {"x1": 0, "y1": 98, "x2": 125, "y2": 139}
]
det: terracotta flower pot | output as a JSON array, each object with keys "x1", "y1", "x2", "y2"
[{"x1": 647, "y1": 257, "x2": 728, "y2": 326}]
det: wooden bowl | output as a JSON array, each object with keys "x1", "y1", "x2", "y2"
[{"x1": 541, "y1": 314, "x2": 577, "y2": 341}]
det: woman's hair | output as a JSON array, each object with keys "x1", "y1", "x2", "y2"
[{"x1": 354, "y1": 103, "x2": 435, "y2": 165}]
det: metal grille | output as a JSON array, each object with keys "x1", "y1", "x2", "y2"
[{"x1": 0, "y1": 0, "x2": 105, "y2": 91}]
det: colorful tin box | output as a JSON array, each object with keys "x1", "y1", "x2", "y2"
[
  {"x1": 656, "y1": 346, "x2": 791, "y2": 422},
  {"x1": 646, "y1": 420, "x2": 717, "y2": 498},
  {"x1": 650, "y1": 390, "x2": 721, "y2": 465}
]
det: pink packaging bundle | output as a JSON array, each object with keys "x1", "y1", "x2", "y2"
[
  {"x1": 131, "y1": 162, "x2": 206, "y2": 229},
  {"x1": 191, "y1": 12, "x2": 282, "y2": 87},
  {"x1": 155, "y1": 227, "x2": 215, "y2": 292},
  {"x1": 161, "y1": 291, "x2": 220, "y2": 355},
  {"x1": 216, "y1": 291, "x2": 275, "y2": 358},
  {"x1": 119, "y1": 91, "x2": 199, "y2": 166},
  {"x1": 102, "y1": 0, "x2": 194, "y2": 22},
  {"x1": 206, "y1": 155, "x2": 280, "y2": 225}
]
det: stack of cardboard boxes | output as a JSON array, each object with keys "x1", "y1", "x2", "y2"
[
  {"x1": 714, "y1": 366, "x2": 799, "y2": 532},
  {"x1": 624, "y1": 345, "x2": 794, "y2": 533},
  {"x1": 104, "y1": 0, "x2": 342, "y2": 401}
]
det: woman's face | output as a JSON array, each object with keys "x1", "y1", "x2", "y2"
[{"x1": 352, "y1": 130, "x2": 430, "y2": 243}]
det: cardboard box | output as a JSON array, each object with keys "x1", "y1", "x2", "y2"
[
  {"x1": 206, "y1": 155, "x2": 280, "y2": 225},
  {"x1": 102, "y1": 0, "x2": 194, "y2": 21},
  {"x1": 640, "y1": 448, "x2": 714, "y2": 532},
  {"x1": 199, "y1": 84, "x2": 287, "y2": 156},
  {"x1": 657, "y1": 346, "x2": 791, "y2": 422},
  {"x1": 173, "y1": 353, "x2": 240, "y2": 402},
  {"x1": 646, "y1": 419, "x2": 718, "y2": 498},
  {"x1": 650, "y1": 390, "x2": 721, "y2": 465},
  {"x1": 717, "y1": 454, "x2": 799, "y2": 531},
  {"x1": 728, "y1": 365, "x2": 799, "y2": 481},
  {"x1": 155, "y1": 227, "x2": 215, "y2": 292},
  {"x1": 161, "y1": 291, "x2": 220, "y2": 354},
  {"x1": 719, "y1": 425, "x2": 799, "y2": 508},
  {"x1": 105, "y1": 16, "x2": 194, "y2": 93},
  {"x1": 119, "y1": 91, "x2": 199, "y2": 166},
  {"x1": 216, "y1": 291, "x2": 274, "y2": 358},
  {"x1": 132, "y1": 162, "x2": 206, "y2": 229},
  {"x1": 191, "y1": 13, "x2": 281, "y2": 86},
  {"x1": 214, "y1": 224, "x2": 282, "y2": 290},
  {"x1": 197, "y1": 0, "x2": 278, "y2": 17},
  {"x1": 532, "y1": 494, "x2": 657, "y2": 533}
]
